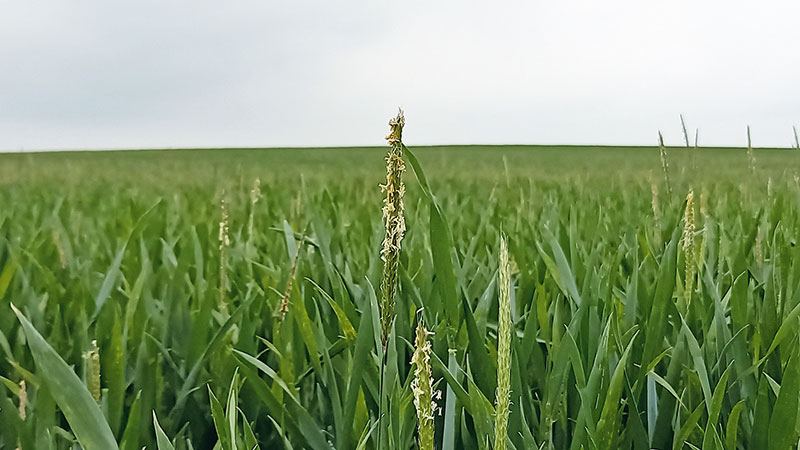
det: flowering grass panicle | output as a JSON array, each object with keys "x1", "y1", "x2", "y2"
[
  {"x1": 650, "y1": 173, "x2": 662, "y2": 239},
  {"x1": 755, "y1": 224, "x2": 763, "y2": 267},
  {"x1": 278, "y1": 231, "x2": 305, "y2": 321},
  {"x1": 767, "y1": 176, "x2": 773, "y2": 200},
  {"x1": 495, "y1": 235, "x2": 512, "y2": 450},
  {"x1": 218, "y1": 196, "x2": 230, "y2": 312},
  {"x1": 683, "y1": 190, "x2": 695, "y2": 304},
  {"x1": 658, "y1": 132, "x2": 672, "y2": 196},
  {"x1": 248, "y1": 177, "x2": 261, "y2": 241},
  {"x1": 379, "y1": 110, "x2": 406, "y2": 348},
  {"x1": 680, "y1": 114, "x2": 690, "y2": 148},
  {"x1": 18, "y1": 380, "x2": 27, "y2": 420},
  {"x1": 747, "y1": 126, "x2": 757, "y2": 174},
  {"x1": 85, "y1": 340, "x2": 101, "y2": 404},
  {"x1": 52, "y1": 229, "x2": 67, "y2": 269},
  {"x1": 411, "y1": 318, "x2": 437, "y2": 450}
]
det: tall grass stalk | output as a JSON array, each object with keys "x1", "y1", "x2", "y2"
[
  {"x1": 377, "y1": 110, "x2": 407, "y2": 450},
  {"x1": 18, "y1": 380, "x2": 27, "y2": 420},
  {"x1": 747, "y1": 126, "x2": 757, "y2": 173},
  {"x1": 698, "y1": 188, "x2": 708, "y2": 281},
  {"x1": 247, "y1": 177, "x2": 261, "y2": 243},
  {"x1": 658, "y1": 132, "x2": 672, "y2": 196},
  {"x1": 495, "y1": 235, "x2": 512, "y2": 450},
  {"x1": 218, "y1": 195, "x2": 230, "y2": 312},
  {"x1": 794, "y1": 125, "x2": 799, "y2": 149},
  {"x1": 16, "y1": 379, "x2": 26, "y2": 450},
  {"x1": 683, "y1": 190, "x2": 695, "y2": 306},
  {"x1": 278, "y1": 231, "x2": 304, "y2": 322},
  {"x1": 411, "y1": 318, "x2": 436, "y2": 450},
  {"x1": 84, "y1": 340, "x2": 101, "y2": 404},
  {"x1": 680, "y1": 114, "x2": 690, "y2": 147},
  {"x1": 650, "y1": 174, "x2": 662, "y2": 243},
  {"x1": 755, "y1": 224, "x2": 763, "y2": 267},
  {"x1": 52, "y1": 229, "x2": 67, "y2": 269},
  {"x1": 379, "y1": 109, "x2": 406, "y2": 349},
  {"x1": 692, "y1": 128, "x2": 699, "y2": 172}
]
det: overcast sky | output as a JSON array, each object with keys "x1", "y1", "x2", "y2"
[{"x1": 1, "y1": 1, "x2": 799, "y2": 151}]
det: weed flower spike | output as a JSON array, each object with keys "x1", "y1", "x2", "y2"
[
  {"x1": 85, "y1": 340, "x2": 101, "y2": 404},
  {"x1": 379, "y1": 109, "x2": 406, "y2": 348},
  {"x1": 218, "y1": 195, "x2": 230, "y2": 312},
  {"x1": 278, "y1": 230, "x2": 305, "y2": 321},
  {"x1": 650, "y1": 173, "x2": 662, "y2": 240},
  {"x1": 683, "y1": 190, "x2": 695, "y2": 305},
  {"x1": 747, "y1": 126, "x2": 757, "y2": 173},
  {"x1": 658, "y1": 132, "x2": 672, "y2": 196},
  {"x1": 248, "y1": 177, "x2": 261, "y2": 240},
  {"x1": 18, "y1": 380, "x2": 27, "y2": 420},
  {"x1": 412, "y1": 318, "x2": 437, "y2": 450},
  {"x1": 495, "y1": 235, "x2": 512, "y2": 450}
]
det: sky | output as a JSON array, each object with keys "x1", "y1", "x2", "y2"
[{"x1": 1, "y1": 1, "x2": 799, "y2": 151}]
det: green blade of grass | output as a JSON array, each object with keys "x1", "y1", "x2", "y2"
[{"x1": 11, "y1": 303, "x2": 119, "y2": 450}]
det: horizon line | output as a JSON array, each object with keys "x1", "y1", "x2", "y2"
[{"x1": 0, "y1": 142, "x2": 798, "y2": 155}]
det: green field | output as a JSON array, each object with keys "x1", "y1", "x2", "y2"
[{"x1": 1, "y1": 142, "x2": 800, "y2": 449}]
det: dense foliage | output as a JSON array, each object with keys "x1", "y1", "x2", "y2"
[{"x1": 1, "y1": 143, "x2": 799, "y2": 449}]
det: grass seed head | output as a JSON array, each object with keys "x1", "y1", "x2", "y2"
[
  {"x1": 411, "y1": 318, "x2": 437, "y2": 450},
  {"x1": 650, "y1": 172, "x2": 662, "y2": 238},
  {"x1": 495, "y1": 235, "x2": 512, "y2": 450},
  {"x1": 218, "y1": 197, "x2": 230, "y2": 248},
  {"x1": 52, "y1": 229, "x2": 67, "y2": 269},
  {"x1": 755, "y1": 224, "x2": 763, "y2": 267},
  {"x1": 278, "y1": 230, "x2": 305, "y2": 322},
  {"x1": 250, "y1": 177, "x2": 262, "y2": 205},
  {"x1": 379, "y1": 109, "x2": 406, "y2": 348},
  {"x1": 658, "y1": 132, "x2": 672, "y2": 196},
  {"x1": 84, "y1": 339, "x2": 101, "y2": 404},
  {"x1": 218, "y1": 195, "x2": 230, "y2": 312},
  {"x1": 248, "y1": 177, "x2": 262, "y2": 240},
  {"x1": 747, "y1": 126, "x2": 757, "y2": 173},
  {"x1": 683, "y1": 190, "x2": 696, "y2": 304},
  {"x1": 18, "y1": 380, "x2": 27, "y2": 420}
]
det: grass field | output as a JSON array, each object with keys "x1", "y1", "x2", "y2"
[{"x1": 1, "y1": 138, "x2": 800, "y2": 449}]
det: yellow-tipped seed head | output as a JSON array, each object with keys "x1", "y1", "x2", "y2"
[
  {"x1": 658, "y1": 132, "x2": 672, "y2": 196},
  {"x1": 18, "y1": 380, "x2": 27, "y2": 420},
  {"x1": 218, "y1": 195, "x2": 230, "y2": 312},
  {"x1": 411, "y1": 318, "x2": 437, "y2": 450},
  {"x1": 495, "y1": 235, "x2": 512, "y2": 450},
  {"x1": 379, "y1": 110, "x2": 406, "y2": 348},
  {"x1": 85, "y1": 339, "x2": 101, "y2": 404},
  {"x1": 683, "y1": 190, "x2": 695, "y2": 304}
]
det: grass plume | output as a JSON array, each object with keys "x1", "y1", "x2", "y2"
[
  {"x1": 495, "y1": 235, "x2": 512, "y2": 450},
  {"x1": 84, "y1": 340, "x2": 101, "y2": 404},
  {"x1": 379, "y1": 109, "x2": 406, "y2": 349},
  {"x1": 218, "y1": 195, "x2": 230, "y2": 312},
  {"x1": 247, "y1": 177, "x2": 261, "y2": 243},
  {"x1": 278, "y1": 230, "x2": 305, "y2": 322},
  {"x1": 411, "y1": 318, "x2": 437, "y2": 450},
  {"x1": 18, "y1": 380, "x2": 27, "y2": 420},
  {"x1": 683, "y1": 190, "x2": 695, "y2": 306},
  {"x1": 680, "y1": 114, "x2": 690, "y2": 147},
  {"x1": 650, "y1": 173, "x2": 662, "y2": 242},
  {"x1": 658, "y1": 131, "x2": 672, "y2": 196}
]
